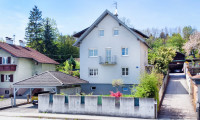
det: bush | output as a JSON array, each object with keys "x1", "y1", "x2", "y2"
[
  {"x1": 132, "y1": 72, "x2": 159, "y2": 105},
  {"x1": 112, "y1": 79, "x2": 123, "y2": 92},
  {"x1": 73, "y1": 70, "x2": 80, "y2": 78}
]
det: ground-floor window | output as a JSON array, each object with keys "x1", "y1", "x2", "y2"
[
  {"x1": 89, "y1": 68, "x2": 98, "y2": 77},
  {"x1": 5, "y1": 90, "x2": 9, "y2": 94},
  {"x1": 122, "y1": 67, "x2": 129, "y2": 76}
]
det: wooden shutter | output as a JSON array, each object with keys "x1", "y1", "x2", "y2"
[
  {"x1": 9, "y1": 75, "x2": 13, "y2": 82},
  {"x1": 7, "y1": 57, "x2": 11, "y2": 64},
  {"x1": 1, "y1": 74, "x2": 4, "y2": 82},
  {"x1": 0, "y1": 57, "x2": 2, "y2": 64}
]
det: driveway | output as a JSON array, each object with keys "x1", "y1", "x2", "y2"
[
  {"x1": 159, "y1": 73, "x2": 197, "y2": 119},
  {"x1": 0, "y1": 97, "x2": 27, "y2": 109}
]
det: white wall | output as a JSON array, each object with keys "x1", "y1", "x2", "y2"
[{"x1": 80, "y1": 15, "x2": 148, "y2": 84}]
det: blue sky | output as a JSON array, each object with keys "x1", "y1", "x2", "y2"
[{"x1": 0, "y1": 0, "x2": 200, "y2": 44}]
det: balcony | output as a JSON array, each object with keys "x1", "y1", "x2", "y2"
[
  {"x1": 0, "y1": 64, "x2": 17, "y2": 71},
  {"x1": 99, "y1": 56, "x2": 117, "y2": 65}
]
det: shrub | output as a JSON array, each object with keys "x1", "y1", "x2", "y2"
[
  {"x1": 73, "y1": 70, "x2": 80, "y2": 78},
  {"x1": 132, "y1": 72, "x2": 159, "y2": 103}
]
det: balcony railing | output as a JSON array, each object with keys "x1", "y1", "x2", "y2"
[
  {"x1": 99, "y1": 56, "x2": 117, "y2": 65},
  {"x1": 0, "y1": 64, "x2": 17, "y2": 71}
]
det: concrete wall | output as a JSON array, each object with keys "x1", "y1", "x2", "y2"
[
  {"x1": 39, "y1": 94, "x2": 157, "y2": 119},
  {"x1": 158, "y1": 71, "x2": 169, "y2": 109},
  {"x1": 80, "y1": 14, "x2": 148, "y2": 85}
]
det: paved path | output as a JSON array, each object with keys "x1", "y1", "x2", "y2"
[
  {"x1": 159, "y1": 73, "x2": 197, "y2": 119},
  {"x1": 0, "y1": 97, "x2": 27, "y2": 109}
]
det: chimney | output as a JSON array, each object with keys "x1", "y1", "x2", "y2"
[
  {"x1": 19, "y1": 40, "x2": 25, "y2": 47},
  {"x1": 113, "y1": 2, "x2": 118, "y2": 17},
  {"x1": 5, "y1": 37, "x2": 13, "y2": 44}
]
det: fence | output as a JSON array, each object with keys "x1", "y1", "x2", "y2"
[{"x1": 38, "y1": 94, "x2": 157, "y2": 119}]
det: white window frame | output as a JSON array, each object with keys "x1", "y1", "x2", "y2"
[
  {"x1": 122, "y1": 67, "x2": 129, "y2": 76},
  {"x1": 4, "y1": 75, "x2": 10, "y2": 82},
  {"x1": 113, "y1": 29, "x2": 119, "y2": 36},
  {"x1": 2, "y1": 57, "x2": 8, "y2": 64},
  {"x1": 88, "y1": 48, "x2": 98, "y2": 57},
  {"x1": 99, "y1": 29, "x2": 104, "y2": 37},
  {"x1": 122, "y1": 47, "x2": 128, "y2": 56},
  {"x1": 89, "y1": 68, "x2": 98, "y2": 77}
]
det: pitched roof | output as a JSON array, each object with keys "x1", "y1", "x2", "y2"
[
  {"x1": 13, "y1": 71, "x2": 88, "y2": 87},
  {"x1": 73, "y1": 9, "x2": 150, "y2": 48},
  {"x1": 0, "y1": 42, "x2": 59, "y2": 64}
]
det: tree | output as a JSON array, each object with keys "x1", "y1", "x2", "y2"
[
  {"x1": 112, "y1": 79, "x2": 123, "y2": 92},
  {"x1": 183, "y1": 32, "x2": 200, "y2": 55},
  {"x1": 182, "y1": 26, "x2": 195, "y2": 40},
  {"x1": 148, "y1": 47, "x2": 176, "y2": 74},
  {"x1": 42, "y1": 17, "x2": 58, "y2": 56},
  {"x1": 25, "y1": 6, "x2": 43, "y2": 52},
  {"x1": 68, "y1": 55, "x2": 76, "y2": 70},
  {"x1": 166, "y1": 33, "x2": 186, "y2": 53}
]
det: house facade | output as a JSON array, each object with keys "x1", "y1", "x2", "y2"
[
  {"x1": 73, "y1": 10, "x2": 150, "y2": 94},
  {"x1": 0, "y1": 38, "x2": 59, "y2": 97}
]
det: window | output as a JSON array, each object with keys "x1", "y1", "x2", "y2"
[
  {"x1": 89, "y1": 68, "x2": 98, "y2": 77},
  {"x1": 0, "y1": 57, "x2": 11, "y2": 64},
  {"x1": 3, "y1": 57, "x2": 7, "y2": 64},
  {"x1": 4, "y1": 75, "x2": 10, "y2": 82},
  {"x1": 91, "y1": 87, "x2": 96, "y2": 90},
  {"x1": 123, "y1": 87, "x2": 128, "y2": 91},
  {"x1": 89, "y1": 49, "x2": 98, "y2": 57},
  {"x1": 5, "y1": 90, "x2": 9, "y2": 94},
  {"x1": 99, "y1": 30, "x2": 104, "y2": 36},
  {"x1": 122, "y1": 68, "x2": 129, "y2": 76},
  {"x1": 122, "y1": 48, "x2": 128, "y2": 56},
  {"x1": 114, "y1": 29, "x2": 119, "y2": 36}
]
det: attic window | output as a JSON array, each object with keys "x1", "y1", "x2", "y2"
[
  {"x1": 114, "y1": 29, "x2": 119, "y2": 36},
  {"x1": 99, "y1": 30, "x2": 104, "y2": 36}
]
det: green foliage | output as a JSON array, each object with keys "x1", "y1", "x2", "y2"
[
  {"x1": 75, "y1": 61, "x2": 80, "y2": 69},
  {"x1": 148, "y1": 47, "x2": 176, "y2": 74},
  {"x1": 132, "y1": 72, "x2": 159, "y2": 104},
  {"x1": 166, "y1": 33, "x2": 186, "y2": 53},
  {"x1": 25, "y1": 6, "x2": 43, "y2": 53},
  {"x1": 182, "y1": 26, "x2": 195, "y2": 40},
  {"x1": 73, "y1": 70, "x2": 80, "y2": 78},
  {"x1": 68, "y1": 55, "x2": 76, "y2": 70},
  {"x1": 58, "y1": 60, "x2": 71, "y2": 74},
  {"x1": 42, "y1": 17, "x2": 58, "y2": 56}
]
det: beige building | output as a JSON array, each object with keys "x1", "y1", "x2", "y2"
[{"x1": 0, "y1": 37, "x2": 59, "y2": 97}]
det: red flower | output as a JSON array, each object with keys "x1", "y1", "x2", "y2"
[{"x1": 110, "y1": 91, "x2": 122, "y2": 97}]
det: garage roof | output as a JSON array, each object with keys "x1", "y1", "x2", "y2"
[{"x1": 13, "y1": 71, "x2": 88, "y2": 87}]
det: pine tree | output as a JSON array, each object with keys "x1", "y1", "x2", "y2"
[
  {"x1": 42, "y1": 17, "x2": 58, "y2": 57},
  {"x1": 25, "y1": 5, "x2": 43, "y2": 52}
]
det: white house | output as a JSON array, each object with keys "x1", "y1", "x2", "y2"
[
  {"x1": 0, "y1": 37, "x2": 59, "y2": 97},
  {"x1": 73, "y1": 10, "x2": 150, "y2": 94}
]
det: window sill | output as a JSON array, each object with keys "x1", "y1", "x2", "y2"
[
  {"x1": 122, "y1": 55, "x2": 129, "y2": 57},
  {"x1": 89, "y1": 56, "x2": 98, "y2": 58}
]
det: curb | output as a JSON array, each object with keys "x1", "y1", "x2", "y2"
[{"x1": 0, "y1": 102, "x2": 29, "y2": 110}]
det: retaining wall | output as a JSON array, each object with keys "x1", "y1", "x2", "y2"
[{"x1": 38, "y1": 94, "x2": 157, "y2": 119}]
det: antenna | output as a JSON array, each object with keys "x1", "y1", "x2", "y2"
[{"x1": 113, "y1": 1, "x2": 118, "y2": 17}]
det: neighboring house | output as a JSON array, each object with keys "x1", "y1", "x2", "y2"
[
  {"x1": 0, "y1": 37, "x2": 59, "y2": 97},
  {"x1": 73, "y1": 10, "x2": 150, "y2": 94}
]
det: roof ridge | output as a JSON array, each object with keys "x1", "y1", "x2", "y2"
[{"x1": 48, "y1": 71, "x2": 64, "y2": 85}]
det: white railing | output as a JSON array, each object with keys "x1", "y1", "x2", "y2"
[{"x1": 99, "y1": 55, "x2": 117, "y2": 65}]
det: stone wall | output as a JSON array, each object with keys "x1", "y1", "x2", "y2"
[{"x1": 38, "y1": 94, "x2": 157, "y2": 119}]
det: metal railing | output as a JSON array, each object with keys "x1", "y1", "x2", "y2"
[{"x1": 99, "y1": 55, "x2": 117, "y2": 65}]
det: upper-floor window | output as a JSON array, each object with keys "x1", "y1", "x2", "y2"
[
  {"x1": 122, "y1": 67, "x2": 129, "y2": 76},
  {"x1": 0, "y1": 57, "x2": 11, "y2": 64},
  {"x1": 89, "y1": 68, "x2": 98, "y2": 77},
  {"x1": 99, "y1": 30, "x2": 104, "y2": 36},
  {"x1": 89, "y1": 49, "x2": 98, "y2": 57},
  {"x1": 122, "y1": 48, "x2": 128, "y2": 56},
  {"x1": 1, "y1": 74, "x2": 13, "y2": 82},
  {"x1": 114, "y1": 29, "x2": 119, "y2": 36}
]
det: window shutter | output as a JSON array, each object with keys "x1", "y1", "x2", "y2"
[
  {"x1": 9, "y1": 75, "x2": 13, "y2": 82},
  {"x1": 0, "y1": 57, "x2": 2, "y2": 64},
  {"x1": 1, "y1": 74, "x2": 4, "y2": 82},
  {"x1": 8, "y1": 57, "x2": 11, "y2": 64}
]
